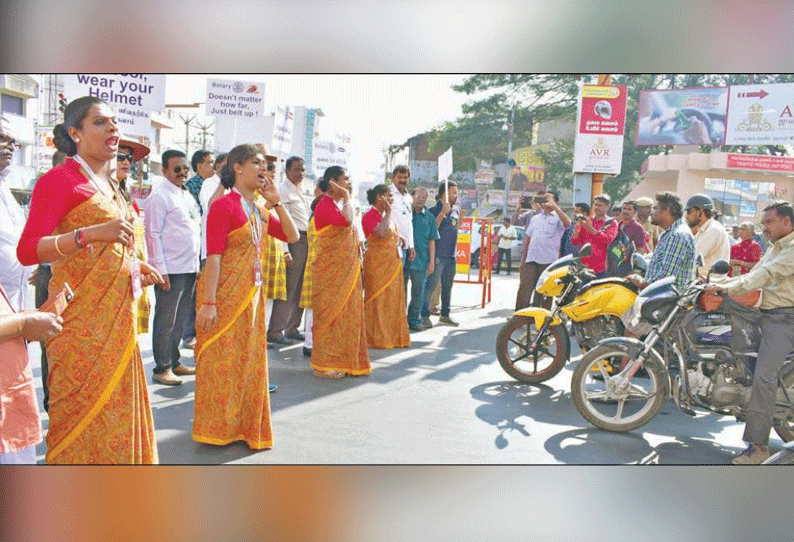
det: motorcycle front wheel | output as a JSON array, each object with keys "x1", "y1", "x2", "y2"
[
  {"x1": 495, "y1": 315, "x2": 570, "y2": 384},
  {"x1": 773, "y1": 367, "x2": 794, "y2": 442},
  {"x1": 571, "y1": 344, "x2": 666, "y2": 432}
]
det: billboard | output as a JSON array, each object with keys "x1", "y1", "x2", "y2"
[
  {"x1": 510, "y1": 145, "x2": 547, "y2": 191},
  {"x1": 206, "y1": 78, "x2": 265, "y2": 120},
  {"x1": 573, "y1": 85, "x2": 627, "y2": 174},
  {"x1": 726, "y1": 83, "x2": 794, "y2": 145},
  {"x1": 636, "y1": 87, "x2": 728, "y2": 146}
]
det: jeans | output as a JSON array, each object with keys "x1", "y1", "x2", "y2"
[
  {"x1": 496, "y1": 248, "x2": 512, "y2": 274},
  {"x1": 422, "y1": 257, "x2": 456, "y2": 318},
  {"x1": 152, "y1": 273, "x2": 196, "y2": 374},
  {"x1": 406, "y1": 267, "x2": 428, "y2": 326}
]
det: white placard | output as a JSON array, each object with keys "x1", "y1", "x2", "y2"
[
  {"x1": 63, "y1": 74, "x2": 165, "y2": 138},
  {"x1": 726, "y1": 83, "x2": 794, "y2": 145},
  {"x1": 205, "y1": 78, "x2": 265, "y2": 120},
  {"x1": 438, "y1": 147, "x2": 453, "y2": 182}
]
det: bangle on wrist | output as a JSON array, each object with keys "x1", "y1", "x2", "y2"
[{"x1": 54, "y1": 235, "x2": 66, "y2": 257}]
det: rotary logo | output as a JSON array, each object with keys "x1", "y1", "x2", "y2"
[
  {"x1": 232, "y1": 82, "x2": 244, "y2": 93},
  {"x1": 737, "y1": 103, "x2": 773, "y2": 132}
]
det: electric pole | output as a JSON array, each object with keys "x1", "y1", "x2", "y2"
[{"x1": 591, "y1": 74, "x2": 611, "y2": 198}]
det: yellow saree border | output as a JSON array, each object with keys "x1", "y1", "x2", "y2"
[
  {"x1": 195, "y1": 286, "x2": 258, "y2": 361},
  {"x1": 309, "y1": 362, "x2": 372, "y2": 376},
  {"x1": 364, "y1": 263, "x2": 401, "y2": 306},
  {"x1": 192, "y1": 433, "x2": 273, "y2": 450},
  {"x1": 45, "y1": 331, "x2": 137, "y2": 463}
]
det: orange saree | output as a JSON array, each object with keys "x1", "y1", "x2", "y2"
[
  {"x1": 45, "y1": 194, "x2": 157, "y2": 464},
  {"x1": 193, "y1": 216, "x2": 272, "y2": 450},
  {"x1": 311, "y1": 223, "x2": 371, "y2": 375},
  {"x1": 363, "y1": 223, "x2": 410, "y2": 348}
]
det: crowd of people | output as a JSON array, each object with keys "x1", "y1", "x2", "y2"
[{"x1": 1, "y1": 96, "x2": 792, "y2": 465}]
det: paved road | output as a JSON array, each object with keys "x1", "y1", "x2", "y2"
[{"x1": 27, "y1": 273, "x2": 782, "y2": 464}]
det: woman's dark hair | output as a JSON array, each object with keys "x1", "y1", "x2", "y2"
[
  {"x1": 366, "y1": 184, "x2": 389, "y2": 205},
  {"x1": 220, "y1": 144, "x2": 258, "y2": 189},
  {"x1": 323, "y1": 165, "x2": 345, "y2": 185},
  {"x1": 52, "y1": 96, "x2": 108, "y2": 156}
]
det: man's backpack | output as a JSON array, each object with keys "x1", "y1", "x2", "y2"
[{"x1": 605, "y1": 220, "x2": 633, "y2": 277}]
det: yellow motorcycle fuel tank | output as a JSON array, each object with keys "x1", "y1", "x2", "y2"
[
  {"x1": 561, "y1": 280, "x2": 637, "y2": 322},
  {"x1": 535, "y1": 255, "x2": 575, "y2": 298}
]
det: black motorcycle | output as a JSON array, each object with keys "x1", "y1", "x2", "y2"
[{"x1": 570, "y1": 259, "x2": 794, "y2": 440}]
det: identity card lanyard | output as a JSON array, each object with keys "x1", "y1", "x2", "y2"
[
  {"x1": 235, "y1": 189, "x2": 263, "y2": 287},
  {"x1": 73, "y1": 154, "x2": 142, "y2": 299}
]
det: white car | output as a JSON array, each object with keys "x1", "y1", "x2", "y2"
[{"x1": 469, "y1": 222, "x2": 524, "y2": 268}]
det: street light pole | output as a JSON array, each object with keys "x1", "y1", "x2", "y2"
[{"x1": 503, "y1": 105, "x2": 514, "y2": 216}]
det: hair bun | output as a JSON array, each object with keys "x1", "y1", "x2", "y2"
[{"x1": 52, "y1": 124, "x2": 77, "y2": 156}]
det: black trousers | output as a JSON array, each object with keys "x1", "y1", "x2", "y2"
[
  {"x1": 34, "y1": 264, "x2": 52, "y2": 412},
  {"x1": 496, "y1": 248, "x2": 512, "y2": 274}
]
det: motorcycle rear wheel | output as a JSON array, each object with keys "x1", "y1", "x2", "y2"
[
  {"x1": 773, "y1": 367, "x2": 794, "y2": 442},
  {"x1": 571, "y1": 344, "x2": 666, "y2": 432},
  {"x1": 495, "y1": 315, "x2": 570, "y2": 384}
]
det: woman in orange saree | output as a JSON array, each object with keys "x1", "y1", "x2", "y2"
[
  {"x1": 193, "y1": 144, "x2": 298, "y2": 450},
  {"x1": 311, "y1": 166, "x2": 371, "y2": 379},
  {"x1": 17, "y1": 97, "x2": 163, "y2": 464},
  {"x1": 361, "y1": 184, "x2": 410, "y2": 349}
]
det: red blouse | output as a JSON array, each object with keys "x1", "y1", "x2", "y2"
[
  {"x1": 17, "y1": 159, "x2": 100, "y2": 265},
  {"x1": 313, "y1": 194, "x2": 350, "y2": 230},
  {"x1": 729, "y1": 238, "x2": 761, "y2": 276},
  {"x1": 205, "y1": 191, "x2": 287, "y2": 256},
  {"x1": 361, "y1": 207, "x2": 384, "y2": 239}
]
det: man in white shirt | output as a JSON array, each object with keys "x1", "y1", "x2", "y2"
[
  {"x1": 268, "y1": 156, "x2": 311, "y2": 345},
  {"x1": 144, "y1": 150, "x2": 200, "y2": 386},
  {"x1": 685, "y1": 194, "x2": 730, "y2": 277},
  {"x1": 389, "y1": 165, "x2": 416, "y2": 294},
  {"x1": 198, "y1": 152, "x2": 228, "y2": 262},
  {"x1": 516, "y1": 191, "x2": 570, "y2": 311},
  {"x1": 496, "y1": 217, "x2": 517, "y2": 275},
  {"x1": 0, "y1": 115, "x2": 30, "y2": 311}
]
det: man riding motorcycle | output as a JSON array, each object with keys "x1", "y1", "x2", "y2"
[{"x1": 706, "y1": 200, "x2": 794, "y2": 464}]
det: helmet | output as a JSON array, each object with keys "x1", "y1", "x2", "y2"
[{"x1": 685, "y1": 193, "x2": 714, "y2": 211}]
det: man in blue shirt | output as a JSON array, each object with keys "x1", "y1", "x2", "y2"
[
  {"x1": 421, "y1": 181, "x2": 460, "y2": 327},
  {"x1": 407, "y1": 187, "x2": 439, "y2": 331}
]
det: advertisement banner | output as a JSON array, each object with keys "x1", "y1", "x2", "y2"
[
  {"x1": 510, "y1": 145, "x2": 547, "y2": 191},
  {"x1": 474, "y1": 168, "x2": 495, "y2": 185},
  {"x1": 486, "y1": 190, "x2": 504, "y2": 208},
  {"x1": 408, "y1": 160, "x2": 438, "y2": 184},
  {"x1": 35, "y1": 126, "x2": 56, "y2": 173},
  {"x1": 456, "y1": 217, "x2": 472, "y2": 275},
  {"x1": 206, "y1": 78, "x2": 265, "y2": 120},
  {"x1": 727, "y1": 153, "x2": 794, "y2": 172},
  {"x1": 573, "y1": 85, "x2": 627, "y2": 174},
  {"x1": 636, "y1": 87, "x2": 728, "y2": 146},
  {"x1": 271, "y1": 105, "x2": 294, "y2": 156},
  {"x1": 726, "y1": 83, "x2": 794, "y2": 145},
  {"x1": 63, "y1": 74, "x2": 165, "y2": 138}
]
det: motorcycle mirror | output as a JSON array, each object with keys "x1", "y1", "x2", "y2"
[
  {"x1": 631, "y1": 253, "x2": 648, "y2": 273},
  {"x1": 711, "y1": 259, "x2": 730, "y2": 275},
  {"x1": 579, "y1": 243, "x2": 593, "y2": 258}
]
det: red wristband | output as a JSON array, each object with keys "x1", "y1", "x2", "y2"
[{"x1": 202, "y1": 302, "x2": 216, "y2": 306}]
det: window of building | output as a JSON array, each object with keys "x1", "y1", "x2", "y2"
[
  {"x1": 1, "y1": 93, "x2": 24, "y2": 116},
  {"x1": 704, "y1": 177, "x2": 776, "y2": 225}
]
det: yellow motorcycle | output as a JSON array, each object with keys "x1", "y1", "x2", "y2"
[{"x1": 495, "y1": 244, "x2": 640, "y2": 383}]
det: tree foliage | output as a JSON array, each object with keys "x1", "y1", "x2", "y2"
[{"x1": 434, "y1": 73, "x2": 794, "y2": 203}]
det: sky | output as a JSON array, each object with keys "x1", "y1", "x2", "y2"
[{"x1": 165, "y1": 74, "x2": 472, "y2": 182}]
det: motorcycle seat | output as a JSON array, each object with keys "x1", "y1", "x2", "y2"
[{"x1": 585, "y1": 277, "x2": 640, "y2": 294}]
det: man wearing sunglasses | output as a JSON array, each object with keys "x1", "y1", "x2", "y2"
[
  {"x1": 0, "y1": 115, "x2": 30, "y2": 312},
  {"x1": 144, "y1": 150, "x2": 200, "y2": 386}
]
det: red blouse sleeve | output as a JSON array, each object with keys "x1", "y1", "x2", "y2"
[
  {"x1": 17, "y1": 161, "x2": 95, "y2": 265},
  {"x1": 267, "y1": 212, "x2": 288, "y2": 242},
  {"x1": 314, "y1": 195, "x2": 350, "y2": 230},
  {"x1": 361, "y1": 207, "x2": 382, "y2": 239},
  {"x1": 206, "y1": 195, "x2": 236, "y2": 256}
]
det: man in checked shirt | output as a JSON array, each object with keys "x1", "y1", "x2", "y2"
[{"x1": 620, "y1": 191, "x2": 696, "y2": 336}]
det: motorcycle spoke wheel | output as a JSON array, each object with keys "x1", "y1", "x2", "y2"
[
  {"x1": 571, "y1": 344, "x2": 666, "y2": 433},
  {"x1": 495, "y1": 316, "x2": 570, "y2": 384}
]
